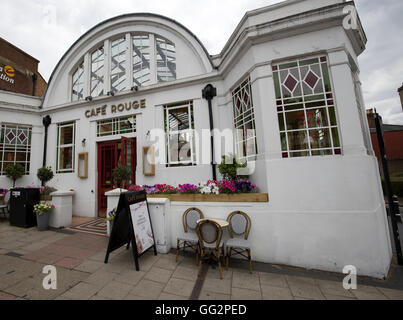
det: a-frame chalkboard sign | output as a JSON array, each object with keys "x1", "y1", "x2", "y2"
[{"x1": 104, "y1": 190, "x2": 157, "y2": 271}]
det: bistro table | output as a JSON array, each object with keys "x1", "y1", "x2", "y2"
[{"x1": 196, "y1": 218, "x2": 229, "y2": 228}]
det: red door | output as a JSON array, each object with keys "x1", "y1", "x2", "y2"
[{"x1": 97, "y1": 137, "x2": 137, "y2": 217}]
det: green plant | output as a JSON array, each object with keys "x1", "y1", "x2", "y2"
[
  {"x1": 5, "y1": 163, "x2": 25, "y2": 188},
  {"x1": 33, "y1": 202, "x2": 55, "y2": 215},
  {"x1": 218, "y1": 154, "x2": 247, "y2": 181},
  {"x1": 112, "y1": 164, "x2": 131, "y2": 188},
  {"x1": 37, "y1": 166, "x2": 54, "y2": 186},
  {"x1": 107, "y1": 208, "x2": 117, "y2": 221}
]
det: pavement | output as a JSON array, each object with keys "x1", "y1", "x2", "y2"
[{"x1": 1, "y1": 220, "x2": 403, "y2": 300}]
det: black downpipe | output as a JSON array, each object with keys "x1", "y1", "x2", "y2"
[
  {"x1": 32, "y1": 73, "x2": 38, "y2": 96},
  {"x1": 202, "y1": 84, "x2": 217, "y2": 181},
  {"x1": 374, "y1": 110, "x2": 403, "y2": 265},
  {"x1": 42, "y1": 116, "x2": 52, "y2": 183}
]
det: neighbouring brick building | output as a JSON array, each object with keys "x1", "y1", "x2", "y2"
[
  {"x1": 367, "y1": 109, "x2": 403, "y2": 174},
  {"x1": 0, "y1": 37, "x2": 47, "y2": 97}
]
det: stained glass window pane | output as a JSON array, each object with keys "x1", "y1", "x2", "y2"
[
  {"x1": 110, "y1": 38, "x2": 127, "y2": 92},
  {"x1": 0, "y1": 124, "x2": 32, "y2": 175},
  {"x1": 272, "y1": 56, "x2": 341, "y2": 158},
  {"x1": 231, "y1": 77, "x2": 258, "y2": 161}
]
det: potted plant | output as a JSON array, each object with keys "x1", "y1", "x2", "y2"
[
  {"x1": 33, "y1": 202, "x2": 55, "y2": 231},
  {"x1": 218, "y1": 154, "x2": 248, "y2": 181},
  {"x1": 37, "y1": 166, "x2": 54, "y2": 187},
  {"x1": 5, "y1": 163, "x2": 25, "y2": 188},
  {"x1": 112, "y1": 164, "x2": 131, "y2": 189}
]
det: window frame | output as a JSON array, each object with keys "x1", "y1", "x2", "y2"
[
  {"x1": 71, "y1": 61, "x2": 84, "y2": 102},
  {"x1": 164, "y1": 101, "x2": 195, "y2": 167},
  {"x1": 272, "y1": 55, "x2": 342, "y2": 158},
  {"x1": 0, "y1": 123, "x2": 32, "y2": 176},
  {"x1": 56, "y1": 122, "x2": 76, "y2": 173},
  {"x1": 231, "y1": 76, "x2": 258, "y2": 162},
  {"x1": 97, "y1": 115, "x2": 137, "y2": 137}
]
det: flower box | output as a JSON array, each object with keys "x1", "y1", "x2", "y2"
[
  {"x1": 146, "y1": 193, "x2": 269, "y2": 202},
  {"x1": 40, "y1": 195, "x2": 52, "y2": 201}
]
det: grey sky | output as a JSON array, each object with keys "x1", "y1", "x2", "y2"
[{"x1": 1, "y1": 0, "x2": 402, "y2": 124}]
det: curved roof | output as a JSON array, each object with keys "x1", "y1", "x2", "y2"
[{"x1": 41, "y1": 12, "x2": 214, "y2": 106}]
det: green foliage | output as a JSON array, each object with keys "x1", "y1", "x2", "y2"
[
  {"x1": 37, "y1": 166, "x2": 54, "y2": 186},
  {"x1": 391, "y1": 172, "x2": 403, "y2": 178},
  {"x1": 217, "y1": 154, "x2": 247, "y2": 181},
  {"x1": 5, "y1": 163, "x2": 25, "y2": 187},
  {"x1": 112, "y1": 164, "x2": 131, "y2": 187}
]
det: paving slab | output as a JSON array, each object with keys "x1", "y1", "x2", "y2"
[
  {"x1": 261, "y1": 284, "x2": 294, "y2": 300},
  {"x1": 60, "y1": 282, "x2": 100, "y2": 300},
  {"x1": 96, "y1": 280, "x2": 133, "y2": 300},
  {"x1": 198, "y1": 290, "x2": 230, "y2": 300},
  {"x1": 163, "y1": 278, "x2": 195, "y2": 298},
  {"x1": 202, "y1": 278, "x2": 232, "y2": 295},
  {"x1": 288, "y1": 282, "x2": 326, "y2": 300},
  {"x1": 144, "y1": 266, "x2": 174, "y2": 284},
  {"x1": 130, "y1": 279, "x2": 165, "y2": 299},
  {"x1": 232, "y1": 271, "x2": 261, "y2": 292},
  {"x1": 114, "y1": 269, "x2": 146, "y2": 286},
  {"x1": 259, "y1": 272, "x2": 289, "y2": 289},
  {"x1": 232, "y1": 287, "x2": 262, "y2": 300}
]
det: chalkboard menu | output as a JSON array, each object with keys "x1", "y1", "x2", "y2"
[{"x1": 104, "y1": 190, "x2": 157, "y2": 271}]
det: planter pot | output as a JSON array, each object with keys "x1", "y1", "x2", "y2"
[
  {"x1": 37, "y1": 211, "x2": 51, "y2": 231},
  {"x1": 107, "y1": 220, "x2": 114, "y2": 237},
  {"x1": 146, "y1": 193, "x2": 269, "y2": 202}
]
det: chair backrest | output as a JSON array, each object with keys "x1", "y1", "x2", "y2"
[
  {"x1": 182, "y1": 207, "x2": 204, "y2": 232},
  {"x1": 227, "y1": 211, "x2": 251, "y2": 240},
  {"x1": 196, "y1": 219, "x2": 223, "y2": 250}
]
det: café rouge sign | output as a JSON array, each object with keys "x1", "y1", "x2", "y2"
[{"x1": 85, "y1": 99, "x2": 146, "y2": 118}]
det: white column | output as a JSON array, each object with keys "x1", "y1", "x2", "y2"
[{"x1": 328, "y1": 50, "x2": 366, "y2": 156}]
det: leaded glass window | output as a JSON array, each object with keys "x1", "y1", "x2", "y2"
[
  {"x1": 156, "y1": 37, "x2": 176, "y2": 83},
  {"x1": 110, "y1": 38, "x2": 127, "y2": 92},
  {"x1": 72, "y1": 62, "x2": 84, "y2": 102},
  {"x1": 272, "y1": 56, "x2": 341, "y2": 158},
  {"x1": 232, "y1": 77, "x2": 258, "y2": 161},
  {"x1": 0, "y1": 124, "x2": 32, "y2": 175},
  {"x1": 57, "y1": 122, "x2": 75, "y2": 173},
  {"x1": 133, "y1": 35, "x2": 151, "y2": 86},
  {"x1": 97, "y1": 115, "x2": 136, "y2": 137},
  {"x1": 91, "y1": 46, "x2": 105, "y2": 97},
  {"x1": 164, "y1": 102, "x2": 195, "y2": 166}
]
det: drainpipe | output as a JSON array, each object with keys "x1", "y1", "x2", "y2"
[
  {"x1": 32, "y1": 73, "x2": 38, "y2": 96},
  {"x1": 202, "y1": 84, "x2": 217, "y2": 181},
  {"x1": 42, "y1": 115, "x2": 52, "y2": 179}
]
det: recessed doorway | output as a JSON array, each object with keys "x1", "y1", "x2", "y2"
[{"x1": 97, "y1": 137, "x2": 136, "y2": 217}]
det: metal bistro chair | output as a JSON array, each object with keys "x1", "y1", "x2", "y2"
[
  {"x1": 176, "y1": 208, "x2": 204, "y2": 263},
  {"x1": 196, "y1": 219, "x2": 225, "y2": 279},
  {"x1": 225, "y1": 211, "x2": 253, "y2": 273}
]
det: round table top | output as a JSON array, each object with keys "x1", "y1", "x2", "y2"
[{"x1": 197, "y1": 218, "x2": 229, "y2": 228}]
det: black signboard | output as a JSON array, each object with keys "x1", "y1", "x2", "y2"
[{"x1": 104, "y1": 190, "x2": 157, "y2": 271}]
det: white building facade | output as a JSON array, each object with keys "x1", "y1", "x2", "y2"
[{"x1": 0, "y1": 0, "x2": 393, "y2": 278}]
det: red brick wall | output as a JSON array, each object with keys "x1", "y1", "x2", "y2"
[
  {"x1": 371, "y1": 131, "x2": 403, "y2": 160},
  {"x1": 0, "y1": 37, "x2": 47, "y2": 97}
]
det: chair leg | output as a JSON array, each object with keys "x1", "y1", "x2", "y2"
[
  {"x1": 176, "y1": 239, "x2": 180, "y2": 262},
  {"x1": 226, "y1": 247, "x2": 232, "y2": 270},
  {"x1": 217, "y1": 253, "x2": 223, "y2": 280},
  {"x1": 247, "y1": 249, "x2": 252, "y2": 273},
  {"x1": 197, "y1": 258, "x2": 203, "y2": 277}
]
